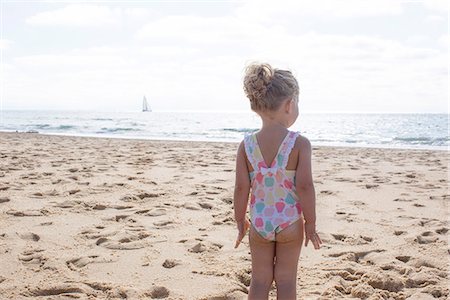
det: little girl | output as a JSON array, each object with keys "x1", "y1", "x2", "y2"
[{"x1": 233, "y1": 63, "x2": 322, "y2": 299}]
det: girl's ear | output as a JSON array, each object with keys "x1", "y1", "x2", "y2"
[{"x1": 285, "y1": 98, "x2": 294, "y2": 113}]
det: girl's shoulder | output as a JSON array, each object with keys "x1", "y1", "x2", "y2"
[{"x1": 293, "y1": 133, "x2": 312, "y2": 153}]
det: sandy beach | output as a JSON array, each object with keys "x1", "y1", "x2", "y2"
[{"x1": 0, "y1": 132, "x2": 448, "y2": 299}]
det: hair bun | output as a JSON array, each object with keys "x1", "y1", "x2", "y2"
[
  {"x1": 243, "y1": 62, "x2": 299, "y2": 112},
  {"x1": 243, "y1": 63, "x2": 274, "y2": 105}
]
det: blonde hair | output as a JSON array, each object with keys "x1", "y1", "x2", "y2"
[{"x1": 243, "y1": 63, "x2": 299, "y2": 112}]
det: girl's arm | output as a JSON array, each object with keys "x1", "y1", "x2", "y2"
[
  {"x1": 295, "y1": 136, "x2": 316, "y2": 225},
  {"x1": 233, "y1": 141, "x2": 250, "y2": 222}
]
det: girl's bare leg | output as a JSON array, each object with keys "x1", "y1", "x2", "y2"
[
  {"x1": 274, "y1": 218, "x2": 304, "y2": 300},
  {"x1": 248, "y1": 225, "x2": 275, "y2": 300}
]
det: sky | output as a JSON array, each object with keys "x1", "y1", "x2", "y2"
[{"x1": 0, "y1": 0, "x2": 448, "y2": 113}]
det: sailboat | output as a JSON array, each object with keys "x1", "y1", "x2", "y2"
[{"x1": 142, "y1": 95, "x2": 151, "y2": 112}]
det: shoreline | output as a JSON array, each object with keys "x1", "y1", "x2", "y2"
[{"x1": 1, "y1": 130, "x2": 448, "y2": 152}]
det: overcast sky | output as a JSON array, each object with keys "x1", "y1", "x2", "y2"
[{"x1": 1, "y1": 0, "x2": 448, "y2": 113}]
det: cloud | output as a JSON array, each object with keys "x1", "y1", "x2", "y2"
[
  {"x1": 437, "y1": 34, "x2": 449, "y2": 48},
  {"x1": 9, "y1": 29, "x2": 446, "y2": 112},
  {"x1": 422, "y1": 0, "x2": 449, "y2": 13},
  {"x1": 236, "y1": 0, "x2": 404, "y2": 20},
  {"x1": 135, "y1": 15, "x2": 272, "y2": 45},
  {"x1": 25, "y1": 4, "x2": 123, "y2": 27},
  {"x1": 15, "y1": 53, "x2": 130, "y2": 68},
  {"x1": 123, "y1": 8, "x2": 152, "y2": 19},
  {"x1": 13, "y1": 45, "x2": 199, "y2": 68},
  {"x1": 0, "y1": 39, "x2": 12, "y2": 49},
  {"x1": 7, "y1": 1, "x2": 448, "y2": 112},
  {"x1": 424, "y1": 14, "x2": 446, "y2": 23}
]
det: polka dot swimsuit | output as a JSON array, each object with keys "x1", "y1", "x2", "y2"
[{"x1": 244, "y1": 130, "x2": 303, "y2": 241}]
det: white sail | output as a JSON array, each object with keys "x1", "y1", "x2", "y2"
[{"x1": 142, "y1": 96, "x2": 151, "y2": 112}]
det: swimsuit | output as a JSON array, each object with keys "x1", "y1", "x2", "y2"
[{"x1": 243, "y1": 130, "x2": 303, "y2": 241}]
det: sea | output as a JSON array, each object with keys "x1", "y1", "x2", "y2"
[{"x1": 0, "y1": 110, "x2": 448, "y2": 151}]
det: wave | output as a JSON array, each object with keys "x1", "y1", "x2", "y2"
[
  {"x1": 57, "y1": 125, "x2": 76, "y2": 130},
  {"x1": 393, "y1": 136, "x2": 449, "y2": 146},
  {"x1": 92, "y1": 118, "x2": 114, "y2": 121},
  {"x1": 29, "y1": 124, "x2": 76, "y2": 130},
  {"x1": 221, "y1": 128, "x2": 258, "y2": 133},
  {"x1": 34, "y1": 124, "x2": 51, "y2": 129},
  {"x1": 99, "y1": 127, "x2": 141, "y2": 133},
  {"x1": 394, "y1": 137, "x2": 431, "y2": 142}
]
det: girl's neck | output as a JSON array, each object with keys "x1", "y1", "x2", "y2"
[{"x1": 260, "y1": 115, "x2": 289, "y2": 131}]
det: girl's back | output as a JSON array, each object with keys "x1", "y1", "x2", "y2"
[
  {"x1": 233, "y1": 62, "x2": 322, "y2": 299},
  {"x1": 243, "y1": 129, "x2": 303, "y2": 241}
]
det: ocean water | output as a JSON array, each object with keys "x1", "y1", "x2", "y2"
[{"x1": 0, "y1": 110, "x2": 448, "y2": 151}]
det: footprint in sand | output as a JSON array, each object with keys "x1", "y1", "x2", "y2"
[
  {"x1": 120, "y1": 192, "x2": 165, "y2": 203},
  {"x1": 435, "y1": 227, "x2": 448, "y2": 234},
  {"x1": 212, "y1": 212, "x2": 235, "y2": 225},
  {"x1": 6, "y1": 209, "x2": 48, "y2": 217},
  {"x1": 189, "y1": 242, "x2": 207, "y2": 253},
  {"x1": 162, "y1": 259, "x2": 181, "y2": 269},
  {"x1": 66, "y1": 254, "x2": 117, "y2": 270},
  {"x1": 350, "y1": 200, "x2": 366, "y2": 207},
  {"x1": 394, "y1": 230, "x2": 406, "y2": 236},
  {"x1": 198, "y1": 201, "x2": 214, "y2": 209},
  {"x1": 393, "y1": 198, "x2": 413, "y2": 202},
  {"x1": 144, "y1": 286, "x2": 170, "y2": 299},
  {"x1": 327, "y1": 249, "x2": 385, "y2": 263},
  {"x1": 0, "y1": 196, "x2": 10, "y2": 203},
  {"x1": 30, "y1": 192, "x2": 44, "y2": 198},
  {"x1": 24, "y1": 283, "x2": 91, "y2": 298},
  {"x1": 53, "y1": 199, "x2": 82, "y2": 208},
  {"x1": 364, "y1": 184, "x2": 379, "y2": 189},
  {"x1": 206, "y1": 289, "x2": 248, "y2": 300},
  {"x1": 334, "y1": 211, "x2": 358, "y2": 223},
  {"x1": 235, "y1": 267, "x2": 252, "y2": 287},
  {"x1": 415, "y1": 231, "x2": 439, "y2": 244},
  {"x1": 17, "y1": 232, "x2": 40, "y2": 241},
  {"x1": 221, "y1": 197, "x2": 233, "y2": 205},
  {"x1": 335, "y1": 177, "x2": 358, "y2": 183},
  {"x1": 79, "y1": 218, "x2": 156, "y2": 250},
  {"x1": 320, "y1": 190, "x2": 335, "y2": 195},
  {"x1": 135, "y1": 208, "x2": 167, "y2": 216},
  {"x1": 67, "y1": 189, "x2": 81, "y2": 195},
  {"x1": 153, "y1": 220, "x2": 175, "y2": 229},
  {"x1": 90, "y1": 203, "x2": 134, "y2": 211},
  {"x1": 395, "y1": 255, "x2": 411, "y2": 263},
  {"x1": 361, "y1": 271, "x2": 405, "y2": 293},
  {"x1": 417, "y1": 218, "x2": 441, "y2": 227},
  {"x1": 183, "y1": 202, "x2": 201, "y2": 210},
  {"x1": 19, "y1": 248, "x2": 47, "y2": 266},
  {"x1": 429, "y1": 194, "x2": 450, "y2": 200},
  {"x1": 188, "y1": 241, "x2": 223, "y2": 254}
]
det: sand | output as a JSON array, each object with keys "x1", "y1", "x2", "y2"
[{"x1": 0, "y1": 132, "x2": 448, "y2": 299}]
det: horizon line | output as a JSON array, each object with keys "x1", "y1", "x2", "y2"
[{"x1": 0, "y1": 109, "x2": 448, "y2": 114}]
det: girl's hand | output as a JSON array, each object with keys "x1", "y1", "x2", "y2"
[
  {"x1": 234, "y1": 219, "x2": 250, "y2": 248},
  {"x1": 304, "y1": 221, "x2": 322, "y2": 250}
]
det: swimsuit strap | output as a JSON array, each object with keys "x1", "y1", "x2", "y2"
[
  {"x1": 278, "y1": 131, "x2": 300, "y2": 169},
  {"x1": 244, "y1": 130, "x2": 298, "y2": 172},
  {"x1": 243, "y1": 132, "x2": 259, "y2": 171}
]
